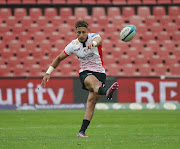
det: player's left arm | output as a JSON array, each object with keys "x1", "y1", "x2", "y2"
[{"x1": 86, "y1": 37, "x2": 102, "y2": 49}]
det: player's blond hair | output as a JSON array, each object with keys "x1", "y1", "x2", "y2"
[{"x1": 75, "y1": 20, "x2": 89, "y2": 29}]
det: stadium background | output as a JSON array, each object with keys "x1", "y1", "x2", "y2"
[{"x1": 0, "y1": 0, "x2": 180, "y2": 108}]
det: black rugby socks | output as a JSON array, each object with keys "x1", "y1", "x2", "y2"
[
  {"x1": 79, "y1": 119, "x2": 90, "y2": 133},
  {"x1": 98, "y1": 86, "x2": 107, "y2": 95}
]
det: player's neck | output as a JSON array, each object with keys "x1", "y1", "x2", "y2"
[{"x1": 80, "y1": 37, "x2": 88, "y2": 47}]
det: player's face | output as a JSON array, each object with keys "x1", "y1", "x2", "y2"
[{"x1": 76, "y1": 27, "x2": 88, "y2": 43}]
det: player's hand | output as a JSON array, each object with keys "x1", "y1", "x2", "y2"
[
  {"x1": 86, "y1": 42, "x2": 93, "y2": 49},
  {"x1": 41, "y1": 73, "x2": 50, "y2": 88}
]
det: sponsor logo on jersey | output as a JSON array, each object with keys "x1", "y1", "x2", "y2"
[
  {"x1": 76, "y1": 41, "x2": 80, "y2": 45},
  {"x1": 74, "y1": 48, "x2": 80, "y2": 51}
]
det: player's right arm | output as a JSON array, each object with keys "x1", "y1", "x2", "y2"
[
  {"x1": 41, "y1": 51, "x2": 68, "y2": 87},
  {"x1": 51, "y1": 51, "x2": 68, "y2": 69},
  {"x1": 41, "y1": 41, "x2": 74, "y2": 87}
]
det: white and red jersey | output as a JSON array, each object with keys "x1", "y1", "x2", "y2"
[{"x1": 64, "y1": 33, "x2": 105, "y2": 73}]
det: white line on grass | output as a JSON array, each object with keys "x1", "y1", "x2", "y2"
[{"x1": 0, "y1": 123, "x2": 172, "y2": 130}]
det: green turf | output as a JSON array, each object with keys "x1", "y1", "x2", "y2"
[{"x1": 0, "y1": 110, "x2": 180, "y2": 149}]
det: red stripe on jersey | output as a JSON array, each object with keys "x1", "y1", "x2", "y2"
[
  {"x1": 98, "y1": 44, "x2": 105, "y2": 68},
  {"x1": 93, "y1": 37, "x2": 99, "y2": 40},
  {"x1": 64, "y1": 51, "x2": 69, "y2": 56}
]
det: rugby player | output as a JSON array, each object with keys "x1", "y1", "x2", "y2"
[{"x1": 41, "y1": 20, "x2": 118, "y2": 137}]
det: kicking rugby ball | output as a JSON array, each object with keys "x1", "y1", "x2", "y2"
[{"x1": 120, "y1": 25, "x2": 137, "y2": 42}]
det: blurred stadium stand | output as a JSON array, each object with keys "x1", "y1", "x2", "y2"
[{"x1": 0, "y1": 0, "x2": 180, "y2": 77}]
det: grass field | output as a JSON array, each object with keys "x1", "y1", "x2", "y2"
[{"x1": 0, "y1": 109, "x2": 180, "y2": 149}]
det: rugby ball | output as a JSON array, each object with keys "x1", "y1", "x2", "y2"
[{"x1": 120, "y1": 25, "x2": 136, "y2": 42}]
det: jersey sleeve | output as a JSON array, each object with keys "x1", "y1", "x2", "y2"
[
  {"x1": 91, "y1": 33, "x2": 101, "y2": 40},
  {"x1": 64, "y1": 42, "x2": 74, "y2": 56}
]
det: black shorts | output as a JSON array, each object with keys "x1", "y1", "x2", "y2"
[{"x1": 79, "y1": 70, "x2": 106, "y2": 90}]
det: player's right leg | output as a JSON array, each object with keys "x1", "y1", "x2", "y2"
[
  {"x1": 77, "y1": 91, "x2": 101, "y2": 137},
  {"x1": 77, "y1": 72, "x2": 118, "y2": 137},
  {"x1": 84, "y1": 91, "x2": 101, "y2": 121}
]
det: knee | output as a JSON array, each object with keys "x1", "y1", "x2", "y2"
[
  {"x1": 88, "y1": 94, "x2": 101, "y2": 105},
  {"x1": 85, "y1": 81, "x2": 101, "y2": 94},
  {"x1": 88, "y1": 96, "x2": 100, "y2": 106},
  {"x1": 92, "y1": 81, "x2": 102, "y2": 94},
  {"x1": 88, "y1": 98, "x2": 97, "y2": 105}
]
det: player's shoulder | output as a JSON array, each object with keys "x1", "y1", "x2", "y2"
[
  {"x1": 67, "y1": 38, "x2": 80, "y2": 47},
  {"x1": 89, "y1": 33, "x2": 100, "y2": 38}
]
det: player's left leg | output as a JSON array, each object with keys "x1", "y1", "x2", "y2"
[
  {"x1": 83, "y1": 74, "x2": 103, "y2": 94},
  {"x1": 84, "y1": 74, "x2": 119, "y2": 100},
  {"x1": 77, "y1": 91, "x2": 100, "y2": 137}
]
